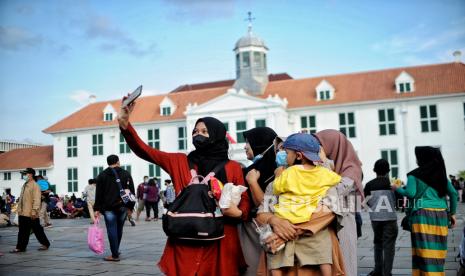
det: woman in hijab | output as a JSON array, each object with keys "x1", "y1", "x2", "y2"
[
  {"x1": 394, "y1": 146, "x2": 457, "y2": 275},
  {"x1": 314, "y1": 129, "x2": 363, "y2": 276},
  {"x1": 118, "y1": 102, "x2": 250, "y2": 276},
  {"x1": 240, "y1": 127, "x2": 278, "y2": 276}
]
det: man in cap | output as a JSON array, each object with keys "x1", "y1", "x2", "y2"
[{"x1": 10, "y1": 168, "x2": 50, "y2": 253}]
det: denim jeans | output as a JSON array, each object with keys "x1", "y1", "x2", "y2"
[
  {"x1": 371, "y1": 220, "x2": 398, "y2": 276},
  {"x1": 103, "y1": 207, "x2": 127, "y2": 258}
]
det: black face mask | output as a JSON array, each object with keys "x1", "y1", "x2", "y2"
[
  {"x1": 193, "y1": 135, "x2": 209, "y2": 149},
  {"x1": 293, "y1": 159, "x2": 302, "y2": 165}
]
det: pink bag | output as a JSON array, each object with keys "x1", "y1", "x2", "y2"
[{"x1": 88, "y1": 218, "x2": 105, "y2": 255}]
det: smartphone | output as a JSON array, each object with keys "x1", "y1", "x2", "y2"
[{"x1": 122, "y1": 85, "x2": 143, "y2": 108}]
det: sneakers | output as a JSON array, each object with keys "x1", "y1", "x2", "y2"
[
  {"x1": 129, "y1": 217, "x2": 136, "y2": 227},
  {"x1": 44, "y1": 223, "x2": 53, "y2": 228}
]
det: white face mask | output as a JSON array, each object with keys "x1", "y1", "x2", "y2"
[{"x1": 23, "y1": 175, "x2": 29, "y2": 181}]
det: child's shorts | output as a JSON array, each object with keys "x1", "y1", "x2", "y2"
[{"x1": 267, "y1": 227, "x2": 333, "y2": 270}]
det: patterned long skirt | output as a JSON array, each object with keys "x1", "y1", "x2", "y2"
[{"x1": 411, "y1": 208, "x2": 449, "y2": 276}]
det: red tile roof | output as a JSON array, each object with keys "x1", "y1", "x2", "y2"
[
  {"x1": 170, "y1": 73, "x2": 293, "y2": 92},
  {"x1": 44, "y1": 62, "x2": 465, "y2": 133},
  {"x1": 0, "y1": 146, "x2": 53, "y2": 170}
]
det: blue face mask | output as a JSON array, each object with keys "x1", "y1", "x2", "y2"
[{"x1": 275, "y1": 151, "x2": 288, "y2": 167}]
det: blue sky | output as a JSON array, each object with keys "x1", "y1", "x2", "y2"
[{"x1": 1, "y1": 0, "x2": 464, "y2": 144}]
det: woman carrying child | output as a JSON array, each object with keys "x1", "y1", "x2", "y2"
[{"x1": 256, "y1": 133, "x2": 346, "y2": 275}]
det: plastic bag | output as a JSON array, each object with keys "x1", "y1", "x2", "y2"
[
  {"x1": 88, "y1": 218, "x2": 105, "y2": 255},
  {"x1": 218, "y1": 183, "x2": 248, "y2": 208},
  {"x1": 253, "y1": 220, "x2": 285, "y2": 254}
]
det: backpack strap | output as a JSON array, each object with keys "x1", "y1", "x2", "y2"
[{"x1": 111, "y1": 168, "x2": 124, "y2": 191}]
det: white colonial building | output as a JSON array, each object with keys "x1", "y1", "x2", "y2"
[{"x1": 1, "y1": 26, "x2": 465, "y2": 197}]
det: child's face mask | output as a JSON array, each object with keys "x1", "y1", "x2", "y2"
[{"x1": 275, "y1": 151, "x2": 288, "y2": 167}]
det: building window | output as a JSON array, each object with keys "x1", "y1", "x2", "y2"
[
  {"x1": 121, "y1": 165, "x2": 132, "y2": 175},
  {"x1": 149, "y1": 164, "x2": 161, "y2": 178},
  {"x1": 92, "y1": 134, "x2": 104, "y2": 156},
  {"x1": 420, "y1": 105, "x2": 439, "y2": 132},
  {"x1": 178, "y1": 126, "x2": 187, "y2": 150},
  {"x1": 104, "y1": 113, "x2": 113, "y2": 121},
  {"x1": 3, "y1": 172, "x2": 11, "y2": 181},
  {"x1": 236, "y1": 121, "x2": 247, "y2": 143},
  {"x1": 381, "y1": 150, "x2": 399, "y2": 179},
  {"x1": 119, "y1": 133, "x2": 131, "y2": 153},
  {"x1": 255, "y1": 119, "x2": 266, "y2": 127},
  {"x1": 38, "y1": 170, "x2": 46, "y2": 176},
  {"x1": 242, "y1": 52, "x2": 250, "y2": 68},
  {"x1": 93, "y1": 166, "x2": 103, "y2": 178},
  {"x1": 378, "y1": 109, "x2": 396, "y2": 136},
  {"x1": 399, "y1": 82, "x2": 412, "y2": 93},
  {"x1": 162, "y1": 107, "x2": 171, "y2": 116},
  {"x1": 339, "y1": 112, "x2": 356, "y2": 138},
  {"x1": 301, "y1": 115, "x2": 316, "y2": 134},
  {"x1": 253, "y1": 52, "x2": 261, "y2": 67},
  {"x1": 67, "y1": 168, "x2": 78, "y2": 193},
  {"x1": 319, "y1": 90, "x2": 331, "y2": 101},
  {"x1": 148, "y1": 129, "x2": 160, "y2": 149},
  {"x1": 67, "y1": 136, "x2": 77, "y2": 157}
]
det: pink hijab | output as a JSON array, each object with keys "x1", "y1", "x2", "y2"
[{"x1": 314, "y1": 129, "x2": 363, "y2": 197}]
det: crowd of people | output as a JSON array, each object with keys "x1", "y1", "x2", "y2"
[{"x1": 0, "y1": 96, "x2": 462, "y2": 275}]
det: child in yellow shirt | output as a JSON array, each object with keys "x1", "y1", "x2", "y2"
[{"x1": 271, "y1": 133, "x2": 341, "y2": 275}]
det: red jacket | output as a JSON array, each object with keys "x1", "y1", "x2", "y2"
[{"x1": 121, "y1": 123, "x2": 250, "y2": 276}]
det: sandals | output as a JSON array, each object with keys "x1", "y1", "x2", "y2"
[
  {"x1": 104, "y1": 256, "x2": 120, "y2": 262},
  {"x1": 9, "y1": 249, "x2": 25, "y2": 254},
  {"x1": 38, "y1": 245, "x2": 49, "y2": 251}
]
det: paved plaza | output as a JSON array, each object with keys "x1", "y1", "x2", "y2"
[{"x1": 0, "y1": 203, "x2": 463, "y2": 276}]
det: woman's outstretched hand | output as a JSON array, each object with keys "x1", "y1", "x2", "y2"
[{"x1": 118, "y1": 95, "x2": 136, "y2": 130}]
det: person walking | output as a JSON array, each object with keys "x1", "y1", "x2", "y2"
[
  {"x1": 144, "y1": 178, "x2": 159, "y2": 221},
  {"x1": 10, "y1": 168, "x2": 50, "y2": 253},
  {"x1": 364, "y1": 159, "x2": 398, "y2": 276},
  {"x1": 119, "y1": 99, "x2": 250, "y2": 276},
  {"x1": 135, "y1": 176, "x2": 148, "y2": 221},
  {"x1": 394, "y1": 146, "x2": 457, "y2": 275},
  {"x1": 164, "y1": 180, "x2": 175, "y2": 209},
  {"x1": 84, "y1": 179, "x2": 97, "y2": 224},
  {"x1": 94, "y1": 155, "x2": 135, "y2": 262}
]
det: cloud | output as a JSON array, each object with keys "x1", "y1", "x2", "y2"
[
  {"x1": 15, "y1": 5, "x2": 35, "y2": 15},
  {"x1": 83, "y1": 15, "x2": 157, "y2": 57},
  {"x1": 371, "y1": 25, "x2": 465, "y2": 56},
  {"x1": 0, "y1": 25, "x2": 71, "y2": 55},
  {"x1": 162, "y1": 0, "x2": 236, "y2": 24},
  {"x1": 70, "y1": 90, "x2": 94, "y2": 106},
  {"x1": 0, "y1": 26, "x2": 43, "y2": 51}
]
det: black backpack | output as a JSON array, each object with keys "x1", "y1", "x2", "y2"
[{"x1": 162, "y1": 161, "x2": 226, "y2": 241}]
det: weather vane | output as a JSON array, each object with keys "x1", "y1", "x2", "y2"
[{"x1": 245, "y1": 11, "x2": 255, "y2": 32}]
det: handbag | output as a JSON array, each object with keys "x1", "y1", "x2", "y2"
[
  {"x1": 400, "y1": 184, "x2": 428, "y2": 232},
  {"x1": 111, "y1": 168, "x2": 136, "y2": 206},
  {"x1": 88, "y1": 218, "x2": 105, "y2": 254}
]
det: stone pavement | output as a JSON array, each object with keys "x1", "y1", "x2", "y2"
[{"x1": 0, "y1": 203, "x2": 463, "y2": 276}]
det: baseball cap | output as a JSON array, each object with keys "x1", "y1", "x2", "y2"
[
  {"x1": 20, "y1": 167, "x2": 36, "y2": 175},
  {"x1": 282, "y1": 133, "x2": 321, "y2": 162}
]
